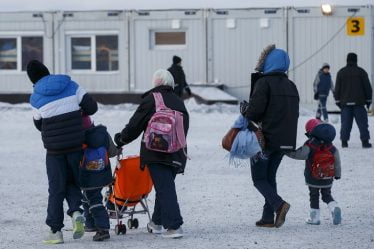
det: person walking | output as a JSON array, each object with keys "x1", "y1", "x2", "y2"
[
  {"x1": 334, "y1": 53, "x2": 373, "y2": 148},
  {"x1": 114, "y1": 69, "x2": 189, "y2": 239},
  {"x1": 168, "y1": 55, "x2": 192, "y2": 98},
  {"x1": 240, "y1": 44, "x2": 299, "y2": 228},
  {"x1": 27, "y1": 60, "x2": 98, "y2": 244},
  {"x1": 313, "y1": 63, "x2": 334, "y2": 122}
]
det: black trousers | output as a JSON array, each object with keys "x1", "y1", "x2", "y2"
[
  {"x1": 148, "y1": 164, "x2": 183, "y2": 230},
  {"x1": 46, "y1": 151, "x2": 83, "y2": 232},
  {"x1": 83, "y1": 188, "x2": 110, "y2": 231},
  {"x1": 309, "y1": 187, "x2": 334, "y2": 209}
]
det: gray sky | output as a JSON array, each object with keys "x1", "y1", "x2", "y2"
[{"x1": 1, "y1": 0, "x2": 373, "y2": 11}]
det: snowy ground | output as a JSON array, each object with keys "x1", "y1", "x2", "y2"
[{"x1": 0, "y1": 100, "x2": 373, "y2": 249}]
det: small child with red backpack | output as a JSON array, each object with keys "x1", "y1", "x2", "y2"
[{"x1": 287, "y1": 119, "x2": 342, "y2": 225}]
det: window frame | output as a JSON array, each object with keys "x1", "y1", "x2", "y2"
[
  {"x1": 0, "y1": 32, "x2": 44, "y2": 74},
  {"x1": 66, "y1": 31, "x2": 119, "y2": 74},
  {"x1": 150, "y1": 30, "x2": 187, "y2": 50}
]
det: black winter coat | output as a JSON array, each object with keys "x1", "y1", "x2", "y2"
[
  {"x1": 244, "y1": 72, "x2": 299, "y2": 151},
  {"x1": 168, "y1": 64, "x2": 189, "y2": 97},
  {"x1": 334, "y1": 62, "x2": 372, "y2": 106},
  {"x1": 119, "y1": 85, "x2": 189, "y2": 173}
]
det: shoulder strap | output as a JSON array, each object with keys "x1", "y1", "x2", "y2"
[{"x1": 153, "y1": 92, "x2": 168, "y2": 112}]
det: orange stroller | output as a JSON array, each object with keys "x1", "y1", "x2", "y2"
[{"x1": 105, "y1": 155, "x2": 153, "y2": 235}]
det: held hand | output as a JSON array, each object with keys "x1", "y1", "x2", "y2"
[
  {"x1": 114, "y1": 133, "x2": 125, "y2": 148},
  {"x1": 366, "y1": 102, "x2": 371, "y2": 110},
  {"x1": 185, "y1": 87, "x2": 192, "y2": 97},
  {"x1": 240, "y1": 101, "x2": 249, "y2": 116}
]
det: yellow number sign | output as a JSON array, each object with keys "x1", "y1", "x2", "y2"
[{"x1": 347, "y1": 17, "x2": 365, "y2": 36}]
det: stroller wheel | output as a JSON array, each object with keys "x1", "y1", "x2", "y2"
[
  {"x1": 127, "y1": 219, "x2": 133, "y2": 229},
  {"x1": 115, "y1": 225, "x2": 120, "y2": 235},
  {"x1": 115, "y1": 224, "x2": 126, "y2": 235},
  {"x1": 133, "y1": 218, "x2": 139, "y2": 229}
]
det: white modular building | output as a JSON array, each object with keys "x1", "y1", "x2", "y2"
[{"x1": 0, "y1": 4, "x2": 373, "y2": 104}]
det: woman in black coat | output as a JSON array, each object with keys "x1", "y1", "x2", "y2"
[{"x1": 114, "y1": 69, "x2": 189, "y2": 239}]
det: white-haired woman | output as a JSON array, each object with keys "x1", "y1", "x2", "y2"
[{"x1": 114, "y1": 69, "x2": 189, "y2": 238}]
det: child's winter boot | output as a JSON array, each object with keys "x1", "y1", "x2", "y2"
[
  {"x1": 93, "y1": 230, "x2": 110, "y2": 241},
  {"x1": 328, "y1": 201, "x2": 342, "y2": 225},
  {"x1": 72, "y1": 211, "x2": 85, "y2": 239},
  {"x1": 43, "y1": 230, "x2": 64, "y2": 244},
  {"x1": 306, "y1": 209, "x2": 320, "y2": 225}
]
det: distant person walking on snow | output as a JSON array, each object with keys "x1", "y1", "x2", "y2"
[
  {"x1": 334, "y1": 53, "x2": 373, "y2": 148},
  {"x1": 287, "y1": 119, "x2": 342, "y2": 226},
  {"x1": 27, "y1": 60, "x2": 98, "y2": 244},
  {"x1": 240, "y1": 44, "x2": 299, "y2": 228},
  {"x1": 313, "y1": 63, "x2": 334, "y2": 122},
  {"x1": 168, "y1": 55, "x2": 192, "y2": 98}
]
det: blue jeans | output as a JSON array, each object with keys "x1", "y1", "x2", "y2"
[
  {"x1": 46, "y1": 151, "x2": 83, "y2": 232},
  {"x1": 251, "y1": 151, "x2": 284, "y2": 222},
  {"x1": 148, "y1": 164, "x2": 183, "y2": 230},
  {"x1": 316, "y1": 96, "x2": 328, "y2": 121},
  {"x1": 341, "y1": 105, "x2": 370, "y2": 141}
]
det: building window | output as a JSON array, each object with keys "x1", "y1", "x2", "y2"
[
  {"x1": 71, "y1": 37, "x2": 92, "y2": 70},
  {"x1": 0, "y1": 36, "x2": 43, "y2": 72},
  {"x1": 96, "y1": 35, "x2": 118, "y2": 71},
  {"x1": 0, "y1": 38, "x2": 17, "y2": 70},
  {"x1": 69, "y1": 35, "x2": 119, "y2": 72},
  {"x1": 151, "y1": 31, "x2": 187, "y2": 50},
  {"x1": 22, "y1": 37, "x2": 43, "y2": 71}
]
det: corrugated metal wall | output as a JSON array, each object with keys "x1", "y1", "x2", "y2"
[
  {"x1": 0, "y1": 12, "x2": 53, "y2": 93},
  {"x1": 207, "y1": 8, "x2": 286, "y2": 100},
  {"x1": 54, "y1": 11, "x2": 129, "y2": 92},
  {"x1": 129, "y1": 10, "x2": 206, "y2": 91},
  {"x1": 288, "y1": 6, "x2": 373, "y2": 104}
]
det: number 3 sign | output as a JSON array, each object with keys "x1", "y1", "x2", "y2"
[{"x1": 347, "y1": 17, "x2": 365, "y2": 36}]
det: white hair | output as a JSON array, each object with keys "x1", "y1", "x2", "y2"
[{"x1": 152, "y1": 69, "x2": 175, "y2": 88}]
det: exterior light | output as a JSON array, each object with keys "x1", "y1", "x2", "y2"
[{"x1": 321, "y1": 4, "x2": 333, "y2": 15}]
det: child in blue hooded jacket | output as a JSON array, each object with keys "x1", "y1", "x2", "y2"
[
  {"x1": 80, "y1": 123, "x2": 117, "y2": 241},
  {"x1": 313, "y1": 63, "x2": 334, "y2": 122},
  {"x1": 287, "y1": 119, "x2": 342, "y2": 225}
]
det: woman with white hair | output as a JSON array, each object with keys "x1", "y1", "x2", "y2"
[{"x1": 114, "y1": 69, "x2": 189, "y2": 238}]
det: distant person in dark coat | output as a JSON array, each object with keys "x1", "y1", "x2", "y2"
[
  {"x1": 240, "y1": 44, "x2": 300, "y2": 228},
  {"x1": 334, "y1": 53, "x2": 373, "y2": 148},
  {"x1": 313, "y1": 63, "x2": 334, "y2": 122},
  {"x1": 114, "y1": 69, "x2": 189, "y2": 239},
  {"x1": 27, "y1": 60, "x2": 98, "y2": 244},
  {"x1": 168, "y1": 55, "x2": 192, "y2": 98}
]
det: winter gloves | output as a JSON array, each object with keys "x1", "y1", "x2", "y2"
[
  {"x1": 240, "y1": 101, "x2": 249, "y2": 116},
  {"x1": 185, "y1": 86, "x2": 192, "y2": 97},
  {"x1": 114, "y1": 133, "x2": 125, "y2": 148}
]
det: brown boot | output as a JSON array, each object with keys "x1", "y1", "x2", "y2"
[
  {"x1": 275, "y1": 201, "x2": 290, "y2": 228},
  {"x1": 255, "y1": 219, "x2": 275, "y2": 228}
]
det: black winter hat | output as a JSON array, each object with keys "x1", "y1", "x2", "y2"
[
  {"x1": 347, "y1": 53, "x2": 357, "y2": 63},
  {"x1": 27, "y1": 60, "x2": 50, "y2": 84},
  {"x1": 172, "y1": 55, "x2": 182, "y2": 64}
]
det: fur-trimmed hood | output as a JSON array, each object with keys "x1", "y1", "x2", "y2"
[{"x1": 255, "y1": 44, "x2": 290, "y2": 73}]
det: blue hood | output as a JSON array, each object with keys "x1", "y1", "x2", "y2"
[
  {"x1": 310, "y1": 123, "x2": 336, "y2": 143},
  {"x1": 263, "y1": 49, "x2": 290, "y2": 73},
  {"x1": 33, "y1": 75, "x2": 71, "y2": 96}
]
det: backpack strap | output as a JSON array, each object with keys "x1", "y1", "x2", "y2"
[{"x1": 153, "y1": 92, "x2": 168, "y2": 112}]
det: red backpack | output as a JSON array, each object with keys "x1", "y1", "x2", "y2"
[{"x1": 307, "y1": 143, "x2": 335, "y2": 179}]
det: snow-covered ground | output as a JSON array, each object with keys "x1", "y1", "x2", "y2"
[{"x1": 0, "y1": 100, "x2": 373, "y2": 249}]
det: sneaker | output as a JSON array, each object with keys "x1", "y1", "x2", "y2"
[
  {"x1": 43, "y1": 230, "x2": 64, "y2": 244},
  {"x1": 147, "y1": 221, "x2": 163, "y2": 234},
  {"x1": 72, "y1": 211, "x2": 85, "y2": 239},
  {"x1": 306, "y1": 209, "x2": 320, "y2": 225},
  {"x1": 161, "y1": 227, "x2": 183, "y2": 239},
  {"x1": 275, "y1": 201, "x2": 290, "y2": 228},
  {"x1": 362, "y1": 140, "x2": 372, "y2": 148},
  {"x1": 255, "y1": 219, "x2": 275, "y2": 228},
  {"x1": 342, "y1": 141, "x2": 348, "y2": 148},
  {"x1": 93, "y1": 230, "x2": 110, "y2": 241}
]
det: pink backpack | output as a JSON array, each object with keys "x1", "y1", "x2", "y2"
[{"x1": 144, "y1": 92, "x2": 187, "y2": 154}]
